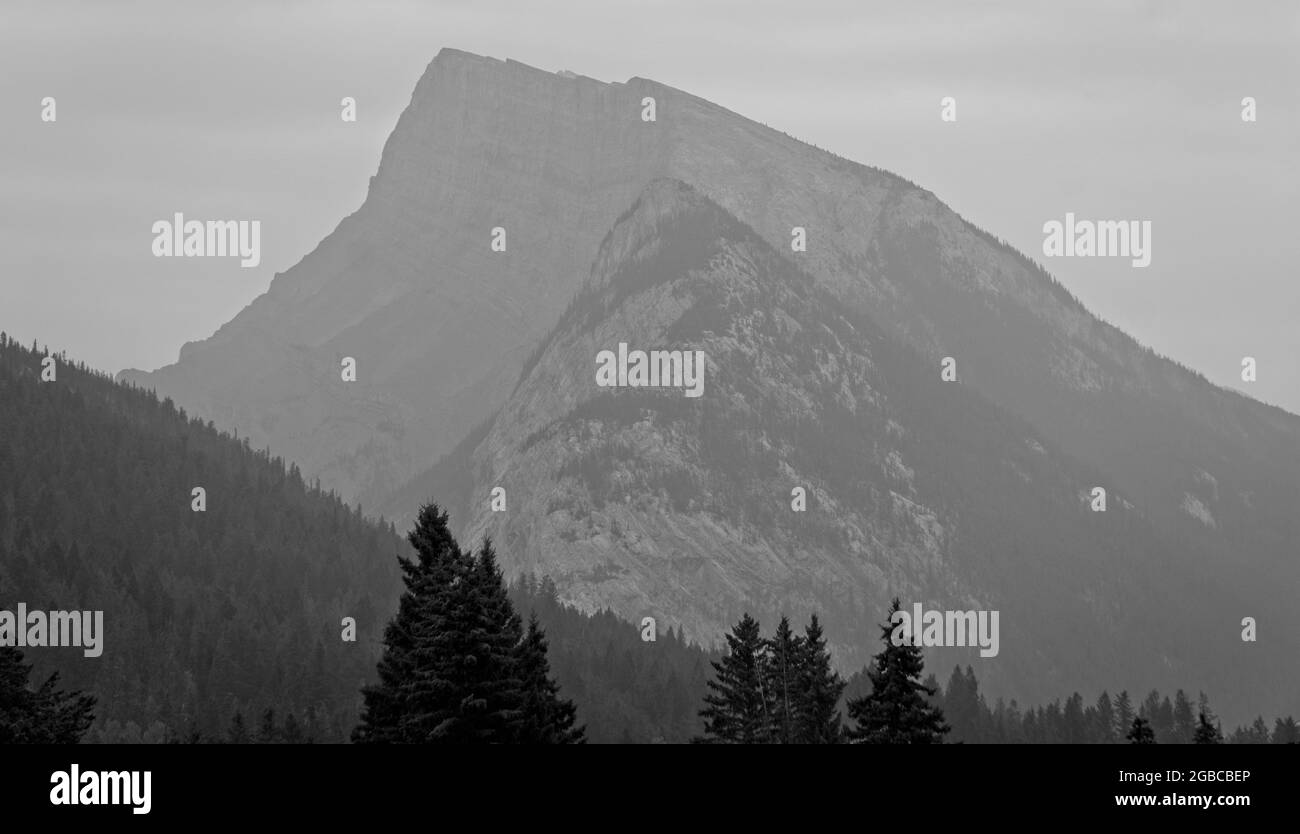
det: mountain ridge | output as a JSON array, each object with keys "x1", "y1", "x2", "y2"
[{"x1": 383, "y1": 178, "x2": 1298, "y2": 722}]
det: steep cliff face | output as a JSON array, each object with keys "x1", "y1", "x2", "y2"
[
  {"x1": 121, "y1": 50, "x2": 676, "y2": 504},
  {"x1": 392, "y1": 180, "x2": 1297, "y2": 716}
]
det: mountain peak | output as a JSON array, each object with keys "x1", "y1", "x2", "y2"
[{"x1": 123, "y1": 52, "x2": 1300, "y2": 725}]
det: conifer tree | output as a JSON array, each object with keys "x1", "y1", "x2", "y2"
[
  {"x1": 456, "y1": 539, "x2": 526, "y2": 740},
  {"x1": 1094, "y1": 691, "x2": 1117, "y2": 743},
  {"x1": 226, "y1": 711, "x2": 250, "y2": 744},
  {"x1": 353, "y1": 503, "x2": 476, "y2": 743},
  {"x1": 845, "y1": 598, "x2": 950, "y2": 744},
  {"x1": 356, "y1": 510, "x2": 582, "y2": 744},
  {"x1": 258, "y1": 707, "x2": 279, "y2": 743},
  {"x1": 1193, "y1": 711, "x2": 1223, "y2": 744},
  {"x1": 0, "y1": 647, "x2": 96, "y2": 743},
  {"x1": 944, "y1": 666, "x2": 986, "y2": 742},
  {"x1": 515, "y1": 614, "x2": 585, "y2": 743},
  {"x1": 1172, "y1": 689, "x2": 1195, "y2": 744},
  {"x1": 696, "y1": 613, "x2": 771, "y2": 743},
  {"x1": 1114, "y1": 690, "x2": 1134, "y2": 741},
  {"x1": 1272, "y1": 716, "x2": 1300, "y2": 744},
  {"x1": 765, "y1": 616, "x2": 802, "y2": 744},
  {"x1": 1156, "y1": 695, "x2": 1175, "y2": 740},
  {"x1": 282, "y1": 713, "x2": 306, "y2": 744},
  {"x1": 1126, "y1": 716, "x2": 1155, "y2": 744},
  {"x1": 1063, "y1": 692, "x2": 1087, "y2": 744},
  {"x1": 796, "y1": 614, "x2": 845, "y2": 743}
]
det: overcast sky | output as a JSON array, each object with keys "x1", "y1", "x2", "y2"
[{"x1": 2, "y1": 0, "x2": 1297, "y2": 411}]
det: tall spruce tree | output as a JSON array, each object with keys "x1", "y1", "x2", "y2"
[
  {"x1": 258, "y1": 708, "x2": 279, "y2": 744},
  {"x1": 1094, "y1": 692, "x2": 1117, "y2": 743},
  {"x1": 0, "y1": 647, "x2": 96, "y2": 743},
  {"x1": 1193, "y1": 711, "x2": 1223, "y2": 744},
  {"x1": 226, "y1": 711, "x2": 250, "y2": 744},
  {"x1": 1172, "y1": 689, "x2": 1195, "y2": 744},
  {"x1": 944, "y1": 666, "x2": 985, "y2": 743},
  {"x1": 354, "y1": 503, "x2": 471, "y2": 742},
  {"x1": 355, "y1": 504, "x2": 526, "y2": 743},
  {"x1": 846, "y1": 598, "x2": 950, "y2": 744},
  {"x1": 765, "y1": 616, "x2": 802, "y2": 744},
  {"x1": 696, "y1": 613, "x2": 771, "y2": 743},
  {"x1": 515, "y1": 614, "x2": 585, "y2": 743},
  {"x1": 1063, "y1": 693, "x2": 1087, "y2": 744},
  {"x1": 1114, "y1": 690, "x2": 1134, "y2": 741},
  {"x1": 796, "y1": 614, "x2": 845, "y2": 743},
  {"x1": 356, "y1": 509, "x2": 580, "y2": 743},
  {"x1": 282, "y1": 713, "x2": 306, "y2": 744},
  {"x1": 454, "y1": 539, "x2": 526, "y2": 740}
]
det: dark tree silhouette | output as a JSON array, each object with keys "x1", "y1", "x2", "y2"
[
  {"x1": 1193, "y1": 711, "x2": 1223, "y2": 744},
  {"x1": 355, "y1": 507, "x2": 579, "y2": 743},
  {"x1": 846, "y1": 599, "x2": 949, "y2": 744},
  {"x1": 1126, "y1": 716, "x2": 1156, "y2": 744},
  {"x1": 226, "y1": 712, "x2": 250, "y2": 744},
  {"x1": 515, "y1": 614, "x2": 585, "y2": 743},
  {"x1": 796, "y1": 614, "x2": 845, "y2": 743},
  {"x1": 696, "y1": 614, "x2": 771, "y2": 743},
  {"x1": 765, "y1": 616, "x2": 802, "y2": 744},
  {"x1": 0, "y1": 647, "x2": 95, "y2": 743}
]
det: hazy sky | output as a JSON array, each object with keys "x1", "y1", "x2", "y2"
[{"x1": 3, "y1": 0, "x2": 1297, "y2": 410}]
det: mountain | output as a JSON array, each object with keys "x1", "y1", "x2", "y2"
[
  {"x1": 122, "y1": 49, "x2": 1300, "y2": 723},
  {"x1": 386, "y1": 179, "x2": 1298, "y2": 720}
]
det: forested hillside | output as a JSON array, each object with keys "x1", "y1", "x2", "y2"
[
  {"x1": 507, "y1": 575, "x2": 716, "y2": 743},
  {"x1": 0, "y1": 334, "x2": 406, "y2": 740},
  {"x1": 0, "y1": 334, "x2": 719, "y2": 742}
]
